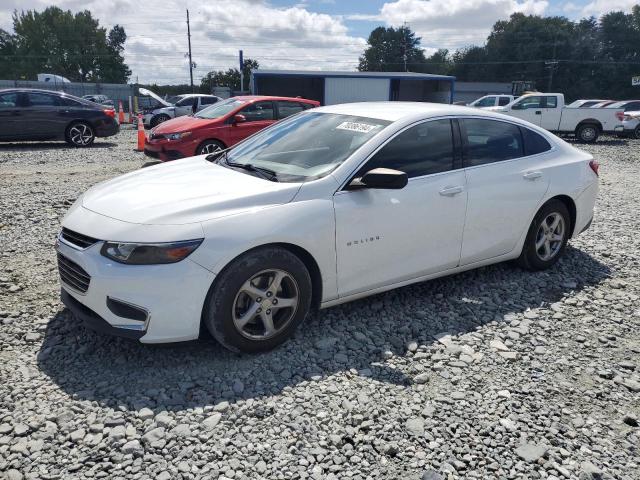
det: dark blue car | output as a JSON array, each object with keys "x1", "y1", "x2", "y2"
[{"x1": 0, "y1": 88, "x2": 119, "y2": 147}]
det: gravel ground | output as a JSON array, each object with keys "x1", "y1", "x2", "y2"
[{"x1": 0, "y1": 129, "x2": 639, "y2": 480}]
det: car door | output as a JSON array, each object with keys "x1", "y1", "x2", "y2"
[
  {"x1": 0, "y1": 92, "x2": 27, "y2": 139},
  {"x1": 226, "y1": 101, "x2": 276, "y2": 146},
  {"x1": 174, "y1": 97, "x2": 196, "y2": 116},
  {"x1": 508, "y1": 95, "x2": 544, "y2": 126},
  {"x1": 22, "y1": 92, "x2": 66, "y2": 138},
  {"x1": 539, "y1": 96, "x2": 562, "y2": 131},
  {"x1": 459, "y1": 118, "x2": 550, "y2": 265},
  {"x1": 333, "y1": 118, "x2": 467, "y2": 297}
]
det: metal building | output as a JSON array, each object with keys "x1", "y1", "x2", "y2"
[{"x1": 251, "y1": 70, "x2": 455, "y2": 105}]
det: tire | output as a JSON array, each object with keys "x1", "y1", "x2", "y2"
[
  {"x1": 517, "y1": 199, "x2": 571, "y2": 271},
  {"x1": 65, "y1": 121, "x2": 95, "y2": 147},
  {"x1": 203, "y1": 247, "x2": 312, "y2": 353},
  {"x1": 150, "y1": 114, "x2": 170, "y2": 127},
  {"x1": 576, "y1": 123, "x2": 599, "y2": 143},
  {"x1": 196, "y1": 139, "x2": 225, "y2": 155},
  {"x1": 634, "y1": 125, "x2": 640, "y2": 140}
]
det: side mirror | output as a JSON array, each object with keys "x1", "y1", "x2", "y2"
[
  {"x1": 348, "y1": 168, "x2": 408, "y2": 190},
  {"x1": 233, "y1": 114, "x2": 246, "y2": 124}
]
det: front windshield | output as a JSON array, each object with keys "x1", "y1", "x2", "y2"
[
  {"x1": 195, "y1": 98, "x2": 246, "y2": 119},
  {"x1": 224, "y1": 112, "x2": 391, "y2": 182}
]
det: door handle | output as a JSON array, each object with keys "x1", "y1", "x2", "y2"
[
  {"x1": 535, "y1": 110, "x2": 542, "y2": 115},
  {"x1": 439, "y1": 185, "x2": 464, "y2": 196},
  {"x1": 523, "y1": 171, "x2": 542, "y2": 180}
]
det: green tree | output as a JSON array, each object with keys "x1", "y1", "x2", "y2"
[
  {"x1": 358, "y1": 26, "x2": 427, "y2": 72},
  {"x1": 7, "y1": 6, "x2": 130, "y2": 82},
  {"x1": 201, "y1": 58, "x2": 259, "y2": 92}
]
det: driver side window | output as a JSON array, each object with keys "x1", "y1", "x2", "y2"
[
  {"x1": 514, "y1": 96, "x2": 543, "y2": 109},
  {"x1": 357, "y1": 119, "x2": 455, "y2": 179},
  {"x1": 241, "y1": 101, "x2": 275, "y2": 122}
]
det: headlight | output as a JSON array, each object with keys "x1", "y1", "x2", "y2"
[
  {"x1": 167, "y1": 131, "x2": 192, "y2": 141},
  {"x1": 100, "y1": 239, "x2": 203, "y2": 265}
]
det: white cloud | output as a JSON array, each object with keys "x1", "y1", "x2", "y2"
[
  {"x1": 378, "y1": 0, "x2": 548, "y2": 50},
  {"x1": 0, "y1": 0, "x2": 366, "y2": 84},
  {"x1": 578, "y1": 0, "x2": 638, "y2": 18}
]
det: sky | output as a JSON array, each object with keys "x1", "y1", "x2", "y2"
[{"x1": 0, "y1": 0, "x2": 638, "y2": 84}]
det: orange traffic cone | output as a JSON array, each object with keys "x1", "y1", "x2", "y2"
[
  {"x1": 135, "y1": 114, "x2": 145, "y2": 152},
  {"x1": 118, "y1": 100, "x2": 125, "y2": 124}
]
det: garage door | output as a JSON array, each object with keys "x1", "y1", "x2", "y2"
[{"x1": 324, "y1": 77, "x2": 390, "y2": 105}]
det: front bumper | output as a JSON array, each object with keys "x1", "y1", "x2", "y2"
[
  {"x1": 56, "y1": 234, "x2": 215, "y2": 343},
  {"x1": 144, "y1": 138, "x2": 195, "y2": 162}
]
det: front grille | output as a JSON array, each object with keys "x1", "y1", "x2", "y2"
[
  {"x1": 61, "y1": 228, "x2": 98, "y2": 249},
  {"x1": 57, "y1": 253, "x2": 91, "y2": 293}
]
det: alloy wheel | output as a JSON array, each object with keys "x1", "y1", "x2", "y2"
[
  {"x1": 69, "y1": 124, "x2": 93, "y2": 146},
  {"x1": 232, "y1": 269, "x2": 299, "y2": 340},
  {"x1": 581, "y1": 126, "x2": 596, "y2": 142},
  {"x1": 535, "y1": 212, "x2": 565, "y2": 261},
  {"x1": 201, "y1": 143, "x2": 222, "y2": 154}
]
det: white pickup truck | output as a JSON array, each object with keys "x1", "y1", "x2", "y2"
[{"x1": 487, "y1": 93, "x2": 624, "y2": 142}]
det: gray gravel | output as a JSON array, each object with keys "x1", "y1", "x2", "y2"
[{"x1": 1, "y1": 130, "x2": 639, "y2": 479}]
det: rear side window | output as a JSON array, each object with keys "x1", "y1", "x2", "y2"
[
  {"x1": 545, "y1": 96, "x2": 558, "y2": 108},
  {"x1": 0, "y1": 92, "x2": 18, "y2": 108},
  {"x1": 61, "y1": 97, "x2": 83, "y2": 107},
  {"x1": 521, "y1": 127, "x2": 552, "y2": 156},
  {"x1": 498, "y1": 97, "x2": 511, "y2": 106},
  {"x1": 27, "y1": 93, "x2": 59, "y2": 106},
  {"x1": 463, "y1": 118, "x2": 523, "y2": 166},
  {"x1": 276, "y1": 101, "x2": 305, "y2": 119},
  {"x1": 361, "y1": 119, "x2": 454, "y2": 178},
  {"x1": 200, "y1": 96, "x2": 218, "y2": 105}
]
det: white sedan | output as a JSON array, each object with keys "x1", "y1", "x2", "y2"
[{"x1": 57, "y1": 102, "x2": 599, "y2": 352}]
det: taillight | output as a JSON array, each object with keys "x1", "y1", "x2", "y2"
[
  {"x1": 104, "y1": 109, "x2": 115, "y2": 118},
  {"x1": 615, "y1": 111, "x2": 624, "y2": 121},
  {"x1": 589, "y1": 159, "x2": 599, "y2": 176}
]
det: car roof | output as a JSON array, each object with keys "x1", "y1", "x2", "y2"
[
  {"x1": 314, "y1": 101, "x2": 508, "y2": 122},
  {"x1": 232, "y1": 95, "x2": 319, "y2": 103}
]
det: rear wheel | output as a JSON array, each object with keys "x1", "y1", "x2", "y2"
[
  {"x1": 65, "y1": 122, "x2": 95, "y2": 147},
  {"x1": 576, "y1": 124, "x2": 599, "y2": 143},
  {"x1": 634, "y1": 125, "x2": 640, "y2": 140},
  {"x1": 196, "y1": 139, "x2": 225, "y2": 155},
  {"x1": 203, "y1": 247, "x2": 312, "y2": 353},
  {"x1": 150, "y1": 114, "x2": 170, "y2": 127},
  {"x1": 518, "y1": 199, "x2": 571, "y2": 271}
]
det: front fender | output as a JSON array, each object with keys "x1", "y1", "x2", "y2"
[{"x1": 188, "y1": 199, "x2": 338, "y2": 303}]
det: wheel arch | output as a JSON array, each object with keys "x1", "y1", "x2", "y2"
[
  {"x1": 196, "y1": 138, "x2": 227, "y2": 153},
  {"x1": 545, "y1": 194, "x2": 577, "y2": 237},
  {"x1": 575, "y1": 119, "x2": 603, "y2": 132},
  {"x1": 203, "y1": 242, "x2": 323, "y2": 317}
]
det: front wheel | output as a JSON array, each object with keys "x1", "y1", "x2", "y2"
[
  {"x1": 576, "y1": 124, "x2": 599, "y2": 143},
  {"x1": 65, "y1": 122, "x2": 95, "y2": 147},
  {"x1": 634, "y1": 125, "x2": 640, "y2": 140},
  {"x1": 517, "y1": 199, "x2": 571, "y2": 271},
  {"x1": 196, "y1": 139, "x2": 225, "y2": 155},
  {"x1": 150, "y1": 114, "x2": 170, "y2": 127},
  {"x1": 203, "y1": 247, "x2": 312, "y2": 353}
]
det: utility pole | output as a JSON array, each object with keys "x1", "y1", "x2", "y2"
[
  {"x1": 545, "y1": 36, "x2": 558, "y2": 92},
  {"x1": 402, "y1": 21, "x2": 408, "y2": 72},
  {"x1": 186, "y1": 9, "x2": 194, "y2": 92}
]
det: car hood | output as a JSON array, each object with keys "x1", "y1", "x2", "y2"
[
  {"x1": 152, "y1": 115, "x2": 220, "y2": 133},
  {"x1": 81, "y1": 157, "x2": 301, "y2": 225},
  {"x1": 139, "y1": 87, "x2": 172, "y2": 107}
]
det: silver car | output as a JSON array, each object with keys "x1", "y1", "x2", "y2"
[{"x1": 138, "y1": 88, "x2": 222, "y2": 127}]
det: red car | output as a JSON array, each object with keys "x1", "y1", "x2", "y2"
[{"x1": 143, "y1": 95, "x2": 320, "y2": 161}]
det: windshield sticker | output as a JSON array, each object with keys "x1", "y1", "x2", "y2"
[{"x1": 336, "y1": 122, "x2": 380, "y2": 133}]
